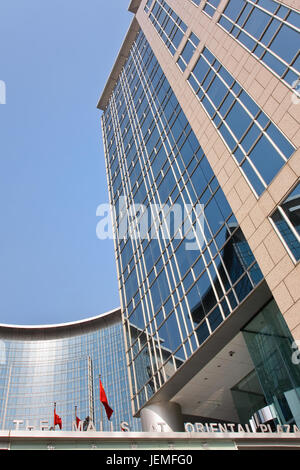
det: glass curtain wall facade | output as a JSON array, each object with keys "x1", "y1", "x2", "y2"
[
  {"x1": 144, "y1": 0, "x2": 297, "y2": 198},
  {"x1": 270, "y1": 181, "x2": 300, "y2": 263},
  {"x1": 101, "y1": 31, "x2": 264, "y2": 416},
  {"x1": 187, "y1": 47, "x2": 295, "y2": 196},
  {"x1": 148, "y1": 0, "x2": 188, "y2": 57},
  {"x1": 219, "y1": 0, "x2": 300, "y2": 88},
  {"x1": 0, "y1": 311, "x2": 141, "y2": 432},
  {"x1": 242, "y1": 300, "x2": 300, "y2": 427}
]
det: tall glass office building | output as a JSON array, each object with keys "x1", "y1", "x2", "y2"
[
  {"x1": 0, "y1": 308, "x2": 141, "y2": 432},
  {"x1": 98, "y1": 0, "x2": 300, "y2": 431}
]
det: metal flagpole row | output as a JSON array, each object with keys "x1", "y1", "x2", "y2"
[{"x1": 99, "y1": 374, "x2": 103, "y2": 432}]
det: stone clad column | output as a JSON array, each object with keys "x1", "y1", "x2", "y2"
[{"x1": 140, "y1": 402, "x2": 184, "y2": 432}]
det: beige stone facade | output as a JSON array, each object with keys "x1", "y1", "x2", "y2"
[{"x1": 133, "y1": 0, "x2": 300, "y2": 339}]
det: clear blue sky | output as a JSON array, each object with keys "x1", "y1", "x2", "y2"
[{"x1": 0, "y1": 1, "x2": 132, "y2": 325}]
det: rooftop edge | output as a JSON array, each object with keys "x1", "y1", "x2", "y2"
[
  {"x1": 97, "y1": 17, "x2": 141, "y2": 111},
  {"x1": 0, "y1": 307, "x2": 121, "y2": 341},
  {"x1": 128, "y1": 0, "x2": 142, "y2": 14}
]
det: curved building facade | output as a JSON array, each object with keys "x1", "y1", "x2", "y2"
[{"x1": 0, "y1": 308, "x2": 141, "y2": 432}]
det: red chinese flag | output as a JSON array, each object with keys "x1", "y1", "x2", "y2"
[
  {"x1": 76, "y1": 416, "x2": 81, "y2": 428},
  {"x1": 54, "y1": 410, "x2": 62, "y2": 430},
  {"x1": 99, "y1": 379, "x2": 114, "y2": 421}
]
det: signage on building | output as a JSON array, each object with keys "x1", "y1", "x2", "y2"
[
  {"x1": 11, "y1": 419, "x2": 300, "y2": 435},
  {"x1": 184, "y1": 422, "x2": 300, "y2": 434}
]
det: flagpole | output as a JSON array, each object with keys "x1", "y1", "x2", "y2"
[
  {"x1": 75, "y1": 405, "x2": 77, "y2": 426},
  {"x1": 54, "y1": 402, "x2": 56, "y2": 430},
  {"x1": 99, "y1": 374, "x2": 103, "y2": 432}
]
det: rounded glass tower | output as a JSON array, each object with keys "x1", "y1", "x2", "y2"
[{"x1": 0, "y1": 308, "x2": 141, "y2": 432}]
